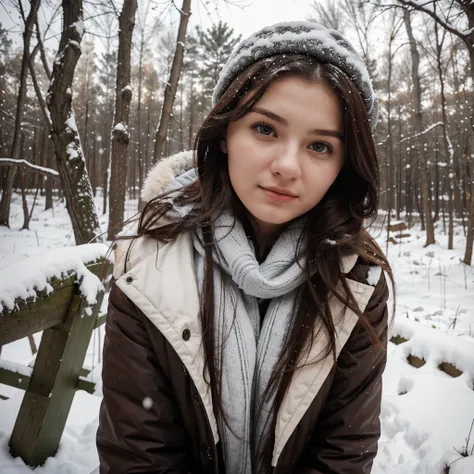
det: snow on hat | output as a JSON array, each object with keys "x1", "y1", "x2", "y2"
[{"x1": 212, "y1": 21, "x2": 379, "y2": 131}]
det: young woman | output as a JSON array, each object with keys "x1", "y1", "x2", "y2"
[{"x1": 97, "y1": 21, "x2": 393, "y2": 474}]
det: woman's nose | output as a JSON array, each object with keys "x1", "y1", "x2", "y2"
[{"x1": 270, "y1": 145, "x2": 302, "y2": 180}]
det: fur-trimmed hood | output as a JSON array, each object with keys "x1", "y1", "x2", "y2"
[{"x1": 140, "y1": 150, "x2": 196, "y2": 204}]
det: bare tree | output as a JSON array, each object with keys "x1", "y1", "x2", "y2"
[
  {"x1": 343, "y1": 0, "x2": 378, "y2": 68},
  {"x1": 310, "y1": 0, "x2": 378, "y2": 76},
  {"x1": 403, "y1": 9, "x2": 436, "y2": 246},
  {"x1": 153, "y1": 0, "x2": 192, "y2": 163},
  {"x1": 308, "y1": 0, "x2": 346, "y2": 33},
  {"x1": 107, "y1": 0, "x2": 137, "y2": 240},
  {"x1": 46, "y1": 0, "x2": 103, "y2": 244},
  {"x1": 0, "y1": 0, "x2": 41, "y2": 228}
]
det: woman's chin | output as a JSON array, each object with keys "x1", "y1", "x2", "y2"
[{"x1": 248, "y1": 208, "x2": 298, "y2": 228}]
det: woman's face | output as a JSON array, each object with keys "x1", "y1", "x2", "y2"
[{"x1": 224, "y1": 75, "x2": 345, "y2": 239}]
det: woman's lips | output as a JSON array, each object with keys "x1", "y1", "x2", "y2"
[{"x1": 260, "y1": 186, "x2": 297, "y2": 202}]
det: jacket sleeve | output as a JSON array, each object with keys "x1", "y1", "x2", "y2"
[
  {"x1": 96, "y1": 281, "x2": 194, "y2": 474},
  {"x1": 298, "y1": 270, "x2": 389, "y2": 474}
]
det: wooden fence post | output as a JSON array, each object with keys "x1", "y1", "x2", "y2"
[{"x1": 8, "y1": 286, "x2": 105, "y2": 466}]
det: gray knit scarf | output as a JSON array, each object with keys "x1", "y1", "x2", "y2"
[
  {"x1": 165, "y1": 167, "x2": 310, "y2": 473},
  {"x1": 193, "y1": 212, "x2": 308, "y2": 474}
]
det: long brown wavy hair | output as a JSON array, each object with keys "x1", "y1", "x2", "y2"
[{"x1": 123, "y1": 54, "x2": 394, "y2": 472}]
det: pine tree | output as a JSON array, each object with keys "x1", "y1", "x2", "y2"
[
  {"x1": 197, "y1": 21, "x2": 241, "y2": 89},
  {"x1": 195, "y1": 21, "x2": 241, "y2": 114}
]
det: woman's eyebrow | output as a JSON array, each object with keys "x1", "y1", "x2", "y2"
[{"x1": 251, "y1": 106, "x2": 343, "y2": 140}]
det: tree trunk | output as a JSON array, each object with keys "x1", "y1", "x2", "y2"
[
  {"x1": 18, "y1": 133, "x2": 31, "y2": 230},
  {"x1": 179, "y1": 79, "x2": 184, "y2": 150},
  {"x1": 434, "y1": 123, "x2": 439, "y2": 222},
  {"x1": 84, "y1": 97, "x2": 90, "y2": 178},
  {"x1": 397, "y1": 104, "x2": 403, "y2": 219},
  {"x1": 385, "y1": 32, "x2": 394, "y2": 254},
  {"x1": 403, "y1": 9, "x2": 435, "y2": 246},
  {"x1": 0, "y1": 0, "x2": 41, "y2": 227},
  {"x1": 44, "y1": 133, "x2": 53, "y2": 211},
  {"x1": 20, "y1": 171, "x2": 31, "y2": 231},
  {"x1": 433, "y1": 20, "x2": 454, "y2": 249},
  {"x1": 145, "y1": 104, "x2": 151, "y2": 172},
  {"x1": 188, "y1": 72, "x2": 195, "y2": 149},
  {"x1": 451, "y1": 53, "x2": 463, "y2": 219},
  {"x1": 107, "y1": 0, "x2": 137, "y2": 240},
  {"x1": 46, "y1": 0, "x2": 103, "y2": 244},
  {"x1": 102, "y1": 154, "x2": 108, "y2": 215},
  {"x1": 153, "y1": 0, "x2": 192, "y2": 163},
  {"x1": 32, "y1": 125, "x2": 39, "y2": 191},
  {"x1": 137, "y1": 37, "x2": 144, "y2": 200},
  {"x1": 92, "y1": 135, "x2": 97, "y2": 196},
  {"x1": 464, "y1": 164, "x2": 474, "y2": 264},
  {"x1": 406, "y1": 148, "x2": 413, "y2": 227},
  {"x1": 462, "y1": 45, "x2": 474, "y2": 264}
]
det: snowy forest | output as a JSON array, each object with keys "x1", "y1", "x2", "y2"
[
  {"x1": 0, "y1": 0, "x2": 474, "y2": 473},
  {"x1": 0, "y1": 0, "x2": 472, "y2": 255}
]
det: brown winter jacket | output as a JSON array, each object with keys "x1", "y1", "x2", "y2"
[{"x1": 96, "y1": 152, "x2": 389, "y2": 474}]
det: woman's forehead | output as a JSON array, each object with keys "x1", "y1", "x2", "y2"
[{"x1": 243, "y1": 76, "x2": 343, "y2": 132}]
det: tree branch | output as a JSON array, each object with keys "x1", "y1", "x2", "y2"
[
  {"x1": 18, "y1": 0, "x2": 27, "y2": 24},
  {"x1": 396, "y1": 0, "x2": 470, "y2": 42},
  {"x1": 28, "y1": 40, "x2": 52, "y2": 127},
  {"x1": 107, "y1": 0, "x2": 120, "y2": 18},
  {"x1": 171, "y1": 0, "x2": 185, "y2": 15},
  {"x1": 396, "y1": 121, "x2": 444, "y2": 146},
  {"x1": 35, "y1": 18, "x2": 52, "y2": 80},
  {"x1": 0, "y1": 159, "x2": 59, "y2": 178}
]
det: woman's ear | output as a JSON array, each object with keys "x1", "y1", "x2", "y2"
[{"x1": 220, "y1": 139, "x2": 228, "y2": 154}]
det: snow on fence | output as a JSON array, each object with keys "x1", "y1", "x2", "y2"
[{"x1": 0, "y1": 243, "x2": 113, "y2": 467}]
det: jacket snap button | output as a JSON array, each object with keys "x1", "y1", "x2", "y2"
[
  {"x1": 182, "y1": 328, "x2": 191, "y2": 341},
  {"x1": 206, "y1": 446, "x2": 213, "y2": 460},
  {"x1": 125, "y1": 276, "x2": 133, "y2": 284},
  {"x1": 193, "y1": 393, "x2": 200, "y2": 404},
  {"x1": 183, "y1": 364, "x2": 188, "y2": 375}
]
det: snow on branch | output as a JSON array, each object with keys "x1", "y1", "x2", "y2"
[
  {"x1": 396, "y1": 121, "x2": 444, "y2": 146},
  {"x1": 0, "y1": 158, "x2": 59, "y2": 178}
]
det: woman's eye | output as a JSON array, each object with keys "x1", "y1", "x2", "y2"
[
  {"x1": 310, "y1": 142, "x2": 331, "y2": 153},
  {"x1": 253, "y1": 123, "x2": 275, "y2": 136}
]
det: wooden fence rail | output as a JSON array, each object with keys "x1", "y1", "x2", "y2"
[{"x1": 0, "y1": 256, "x2": 112, "y2": 467}]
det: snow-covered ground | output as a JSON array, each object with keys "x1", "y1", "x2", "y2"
[{"x1": 0, "y1": 191, "x2": 473, "y2": 473}]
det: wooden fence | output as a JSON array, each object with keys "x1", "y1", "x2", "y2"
[{"x1": 0, "y1": 256, "x2": 112, "y2": 467}]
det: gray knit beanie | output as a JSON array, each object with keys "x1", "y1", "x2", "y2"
[{"x1": 212, "y1": 21, "x2": 379, "y2": 131}]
